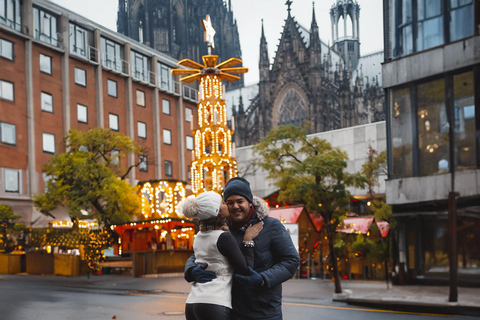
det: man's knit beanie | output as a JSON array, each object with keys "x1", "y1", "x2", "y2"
[
  {"x1": 180, "y1": 191, "x2": 222, "y2": 220},
  {"x1": 223, "y1": 177, "x2": 253, "y2": 203}
]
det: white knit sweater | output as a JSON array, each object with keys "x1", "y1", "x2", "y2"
[{"x1": 186, "y1": 230, "x2": 234, "y2": 308}]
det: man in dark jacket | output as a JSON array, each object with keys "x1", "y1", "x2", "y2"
[{"x1": 185, "y1": 177, "x2": 300, "y2": 320}]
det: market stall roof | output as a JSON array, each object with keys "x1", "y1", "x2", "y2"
[
  {"x1": 336, "y1": 217, "x2": 374, "y2": 234},
  {"x1": 268, "y1": 206, "x2": 324, "y2": 232},
  {"x1": 111, "y1": 217, "x2": 195, "y2": 234}
]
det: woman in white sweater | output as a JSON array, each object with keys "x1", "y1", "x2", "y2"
[{"x1": 181, "y1": 191, "x2": 262, "y2": 320}]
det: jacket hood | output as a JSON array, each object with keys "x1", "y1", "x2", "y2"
[{"x1": 253, "y1": 196, "x2": 269, "y2": 220}]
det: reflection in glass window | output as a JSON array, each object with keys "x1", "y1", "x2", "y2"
[
  {"x1": 450, "y1": 0, "x2": 474, "y2": 42},
  {"x1": 42, "y1": 132, "x2": 55, "y2": 153},
  {"x1": 138, "y1": 121, "x2": 146, "y2": 138},
  {"x1": 109, "y1": 113, "x2": 119, "y2": 131},
  {"x1": 139, "y1": 155, "x2": 147, "y2": 172},
  {"x1": 0, "y1": 38, "x2": 13, "y2": 60},
  {"x1": 416, "y1": 0, "x2": 444, "y2": 51},
  {"x1": 69, "y1": 23, "x2": 87, "y2": 57},
  {"x1": 186, "y1": 136, "x2": 194, "y2": 150},
  {"x1": 4, "y1": 168, "x2": 20, "y2": 193},
  {"x1": 77, "y1": 104, "x2": 87, "y2": 123},
  {"x1": 163, "y1": 129, "x2": 171, "y2": 145},
  {"x1": 0, "y1": 80, "x2": 14, "y2": 101},
  {"x1": 185, "y1": 107, "x2": 192, "y2": 122},
  {"x1": 107, "y1": 79, "x2": 117, "y2": 97},
  {"x1": 39, "y1": 53, "x2": 52, "y2": 74},
  {"x1": 417, "y1": 78, "x2": 448, "y2": 176},
  {"x1": 453, "y1": 71, "x2": 475, "y2": 169},
  {"x1": 101, "y1": 37, "x2": 123, "y2": 72},
  {"x1": 0, "y1": 122, "x2": 16, "y2": 145},
  {"x1": 391, "y1": 87, "x2": 413, "y2": 178},
  {"x1": 74, "y1": 67, "x2": 86, "y2": 86},
  {"x1": 164, "y1": 160, "x2": 173, "y2": 177},
  {"x1": 41, "y1": 92, "x2": 53, "y2": 112},
  {"x1": 162, "y1": 99, "x2": 170, "y2": 115},
  {"x1": 136, "y1": 90, "x2": 145, "y2": 107}
]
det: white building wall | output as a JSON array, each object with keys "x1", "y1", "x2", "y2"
[{"x1": 236, "y1": 121, "x2": 387, "y2": 198}]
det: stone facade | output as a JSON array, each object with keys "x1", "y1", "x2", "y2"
[{"x1": 232, "y1": 0, "x2": 385, "y2": 147}]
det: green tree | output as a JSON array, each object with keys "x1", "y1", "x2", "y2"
[
  {"x1": 253, "y1": 124, "x2": 366, "y2": 294},
  {"x1": 34, "y1": 128, "x2": 144, "y2": 226},
  {"x1": 0, "y1": 204, "x2": 26, "y2": 253}
]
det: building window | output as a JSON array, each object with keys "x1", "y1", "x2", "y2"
[
  {"x1": 39, "y1": 53, "x2": 52, "y2": 74},
  {"x1": 77, "y1": 104, "x2": 87, "y2": 123},
  {"x1": 186, "y1": 136, "x2": 194, "y2": 150},
  {"x1": 137, "y1": 121, "x2": 146, "y2": 138},
  {"x1": 187, "y1": 165, "x2": 191, "y2": 180},
  {"x1": 139, "y1": 155, "x2": 147, "y2": 172},
  {"x1": 0, "y1": 79, "x2": 14, "y2": 101},
  {"x1": 0, "y1": 122, "x2": 16, "y2": 145},
  {"x1": 69, "y1": 23, "x2": 88, "y2": 58},
  {"x1": 42, "y1": 133, "x2": 55, "y2": 153},
  {"x1": 136, "y1": 90, "x2": 145, "y2": 107},
  {"x1": 111, "y1": 149, "x2": 120, "y2": 165},
  {"x1": 131, "y1": 51, "x2": 150, "y2": 83},
  {"x1": 185, "y1": 107, "x2": 192, "y2": 122},
  {"x1": 101, "y1": 37, "x2": 124, "y2": 73},
  {"x1": 74, "y1": 67, "x2": 86, "y2": 86},
  {"x1": 0, "y1": 0, "x2": 22, "y2": 32},
  {"x1": 109, "y1": 113, "x2": 119, "y2": 131},
  {"x1": 41, "y1": 92, "x2": 53, "y2": 113},
  {"x1": 449, "y1": 0, "x2": 474, "y2": 42},
  {"x1": 162, "y1": 99, "x2": 170, "y2": 115},
  {"x1": 4, "y1": 168, "x2": 20, "y2": 193},
  {"x1": 417, "y1": 78, "x2": 448, "y2": 176},
  {"x1": 164, "y1": 160, "x2": 172, "y2": 177},
  {"x1": 42, "y1": 172, "x2": 52, "y2": 193},
  {"x1": 163, "y1": 129, "x2": 171, "y2": 145},
  {"x1": 33, "y1": 7, "x2": 58, "y2": 46},
  {"x1": 416, "y1": 0, "x2": 444, "y2": 51},
  {"x1": 157, "y1": 62, "x2": 172, "y2": 91},
  {"x1": 391, "y1": 87, "x2": 413, "y2": 179},
  {"x1": 453, "y1": 71, "x2": 475, "y2": 169},
  {"x1": 107, "y1": 79, "x2": 117, "y2": 97},
  {"x1": 0, "y1": 38, "x2": 13, "y2": 60}
]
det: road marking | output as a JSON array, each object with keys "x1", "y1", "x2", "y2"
[
  {"x1": 131, "y1": 293, "x2": 450, "y2": 317},
  {"x1": 283, "y1": 302, "x2": 450, "y2": 317}
]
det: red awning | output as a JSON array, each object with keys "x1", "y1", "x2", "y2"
[
  {"x1": 268, "y1": 206, "x2": 324, "y2": 232},
  {"x1": 336, "y1": 217, "x2": 374, "y2": 234},
  {"x1": 268, "y1": 207, "x2": 303, "y2": 223}
]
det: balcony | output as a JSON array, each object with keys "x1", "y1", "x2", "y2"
[
  {"x1": 102, "y1": 53, "x2": 129, "y2": 75},
  {"x1": 34, "y1": 30, "x2": 62, "y2": 48},
  {"x1": 0, "y1": 17, "x2": 21, "y2": 32},
  {"x1": 183, "y1": 86, "x2": 198, "y2": 102},
  {"x1": 131, "y1": 67, "x2": 156, "y2": 87}
]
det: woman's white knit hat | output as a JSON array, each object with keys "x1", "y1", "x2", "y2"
[{"x1": 180, "y1": 191, "x2": 222, "y2": 220}]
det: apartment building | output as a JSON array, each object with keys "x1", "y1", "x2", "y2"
[
  {"x1": 0, "y1": 0, "x2": 198, "y2": 227},
  {"x1": 383, "y1": 0, "x2": 479, "y2": 284}
]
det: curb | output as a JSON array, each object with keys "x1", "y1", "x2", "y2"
[{"x1": 342, "y1": 298, "x2": 480, "y2": 317}]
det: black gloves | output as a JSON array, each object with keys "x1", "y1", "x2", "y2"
[
  {"x1": 191, "y1": 263, "x2": 216, "y2": 283},
  {"x1": 235, "y1": 266, "x2": 265, "y2": 291}
]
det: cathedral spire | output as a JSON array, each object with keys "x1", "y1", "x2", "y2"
[
  {"x1": 311, "y1": 2, "x2": 318, "y2": 28},
  {"x1": 286, "y1": 0, "x2": 293, "y2": 17},
  {"x1": 259, "y1": 19, "x2": 269, "y2": 70}
]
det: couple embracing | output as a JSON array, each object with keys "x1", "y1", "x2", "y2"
[{"x1": 181, "y1": 177, "x2": 300, "y2": 320}]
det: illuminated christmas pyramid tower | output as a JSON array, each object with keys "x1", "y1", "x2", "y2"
[{"x1": 172, "y1": 15, "x2": 247, "y2": 195}]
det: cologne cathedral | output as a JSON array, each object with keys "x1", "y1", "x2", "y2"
[
  {"x1": 117, "y1": 0, "x2": 243, "y2": 89},
  {"x1": 231, "y1": 0, "x2": 385, "y2": 147}
]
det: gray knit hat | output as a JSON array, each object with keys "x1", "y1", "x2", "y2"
[
  {"x1": 223, "y1": 177, "x2": 253, "y2": 203},
  {"x1": 180, "y1": 191, "x2": 222, "y2": 220}
]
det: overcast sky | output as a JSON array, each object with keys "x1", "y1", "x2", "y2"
[{"x1": 49, "y1": 0, "x2": 383, "y2": 86}]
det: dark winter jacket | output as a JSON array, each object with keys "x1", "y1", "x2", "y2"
[{"x1": 185, "y1": 196, "x2": 300, "y2": 320}]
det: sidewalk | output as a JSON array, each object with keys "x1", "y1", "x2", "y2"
[{"x1": 2, "y1": 274, "x2": 479, "y2": 317}]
